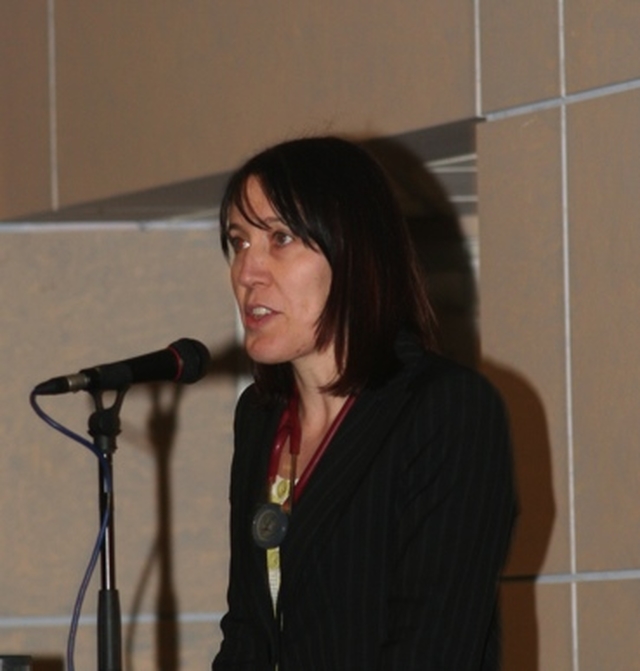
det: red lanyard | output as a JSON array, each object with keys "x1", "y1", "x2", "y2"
[{"x1": 267, "y1": 394, "x2": 356, "y2": 509}]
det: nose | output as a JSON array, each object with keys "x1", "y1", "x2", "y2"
[{"x1": 232, "y1": 244, "x2": 270, "y2": 288}]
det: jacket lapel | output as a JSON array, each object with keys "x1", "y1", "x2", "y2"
[
  {"x1": 233, "y1": 393, "x2": 285, "y2": 632},
  {"x1": 278, "y1": 341, "x2": 430, "y2": 603}
]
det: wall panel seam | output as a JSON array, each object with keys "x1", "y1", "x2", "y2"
[
  {"x1": 483, "y1": 77, "x2": 640, "y2": 123},
  {"x1": 558, "y1": 0, "x2": 579, "y2": 663},
  {"x1": 473, "y1": 0, "x2": 482, "y2": 117},
  {"x1": 0, "y1": 220, "x2": 218, "y2": 233},
  {"x1": 503, "y1": 569, "x2": 640, "y2": 585},
  {"x1": 558, "y1": 0, "x2": 567, "y2": 98},
  {"x1": 47, "y1": 0, "x2": 59, "y2": 211},
  {"x1": 0, "y1": 611, "x2": 225, "y2": 629}
]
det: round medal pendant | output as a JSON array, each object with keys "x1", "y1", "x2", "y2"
[{"x1": 252, "y1": 503, "x2": 289, "y2": 549}]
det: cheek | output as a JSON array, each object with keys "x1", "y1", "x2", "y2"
[
  {"x1": 316, "y1": 265, "x2": 333, "y2": 303},
  {"x1": 302, "y1": 269, "x2": 331, "y2": 316},
  {"x1": 229, "y1": 263, "x2": 242, "y2": 295}
]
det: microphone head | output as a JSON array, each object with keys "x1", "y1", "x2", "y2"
[
  {"x1": 32, "y1": 338, "x2": 212, "y2": 395},
  {"x1": 169, "y1": 338, "x2": 211, "y2": 384}
]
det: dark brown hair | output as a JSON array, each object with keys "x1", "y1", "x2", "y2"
[{"x1": 219, "y1": 136, "x2": 437, "y2": 401}]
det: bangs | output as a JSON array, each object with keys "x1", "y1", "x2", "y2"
[{"x1": 220, "y1": 171, "x2": 321, "y2": 257}]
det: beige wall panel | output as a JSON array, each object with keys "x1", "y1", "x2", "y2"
[
  {"x1": 500, "y1": 581, "x2": 573, "y2": 671},
  {"x1": 123, "y1": 620, "x2": 222, "y2": 671},
  {"x1": 565, "y1": 0, "x2": 640, "y2": 94},
  {"x1": 0, "y1": 620, "x2": 221, "y2": 670},
  {"x1": 578, "y1": 580, "x2": 640, "y2": 670},
  {"x1": 0, "y1": 1, "x2": 52, "y2": 219},
  {"x1": 0, "y1": 225, "x2": 237, "y2": 667},
  {"x1": 480, "y1": 0, "x2": 560, "y2": 112},
  {"x1": 476, "y1": 110, "x2": 569, "y2": 577},
  {"x1": 567, "y1": 90, "x2": 640, "y2": 571},
  {"x1": 53, "y1": 0, "x2": 475, "y2": 209}
]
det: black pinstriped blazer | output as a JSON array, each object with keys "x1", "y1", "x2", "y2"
[{"x1": 213, "y1": 334, "x2": 516, "y2": 670}]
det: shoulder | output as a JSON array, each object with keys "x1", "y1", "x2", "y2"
[
  {"x1": 411, "y1": 351, "x2": 505, "y2": 413},
  {"x1": 395, "y1": 346, "x2": 511, "y2": 461},
  {"x1": 234, "y1": 382, "x2": 261, "y2": 417},
  {"x1": 233, "y1": 383, "x2": 283, "y2": 443},
  {"x1": 395, "y1": 350, "x2": 513, "y2": 498},
  {"x1": 394, "y1": 332, "x2": 505, "y2": 416}
]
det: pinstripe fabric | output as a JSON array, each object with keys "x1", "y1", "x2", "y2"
[{"x1": 213, "y1": 334, "x2": 516, "y2": 670}]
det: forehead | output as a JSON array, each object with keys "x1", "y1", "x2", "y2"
[
  {"x1": 240, "y1": 176, "x2": 272, "y2": 212},
  {"x1": 223, "y1": 171, "x2": 324, "y2": 256},
  {"x1": 227, "y1": 176, "x2": 283, "y2": 228}
]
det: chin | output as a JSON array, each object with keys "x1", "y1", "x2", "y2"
[{"x1": 244, "y1": 343, "x2": 287, "y2": 366}]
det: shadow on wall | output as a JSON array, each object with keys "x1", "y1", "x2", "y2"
[
  {"x1": 32, "y1": 658, "x2": 64, "y2": 671},
  {"x1": 364, "y1": 136, "x2": 478, "y2": 367},
  {"x1": 367, "y1": 138, "x2": 555, "y2": 671},
  {"x1": 122, "y1": 340, "x2": 249, "y2": 671},
  {"x1": 481, "y1": 359, "x2": 555, "y2": 671}
]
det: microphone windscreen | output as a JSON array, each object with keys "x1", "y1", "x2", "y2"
[{"x1": 170, "y1": 338, "x2": 211, "y2": 383}]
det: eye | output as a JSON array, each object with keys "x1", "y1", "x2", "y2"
[
  {"x1": 272, "y1": 229, "x2": 294, "y2": 247},
  {"x1": 227, "y1": 234, "x2": 249, "y2": 255}
]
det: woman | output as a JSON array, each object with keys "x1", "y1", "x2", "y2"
[{"x1": 212, "y1": 137, "x2": 515, "y2": 670}]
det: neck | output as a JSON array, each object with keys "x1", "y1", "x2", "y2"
[
  {"x1": 281, "y1": 380, "x2": 351, "y2": 485},
  {"x1": 299, "y1": 387, "x2": 346, "y2": 431},
  {"x1": 291, "y1": 348, "x2": 339, "y2": 411},
  {"x1": 291, "y1": 368, "x2": 345, "y2": 435}
]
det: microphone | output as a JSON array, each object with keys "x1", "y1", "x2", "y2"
[{"x1": 33, "y1": 338, "x2": 211, "y2": 395}]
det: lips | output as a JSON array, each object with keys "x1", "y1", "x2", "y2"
[
  {"x1": 243, "y1": 304, "x2": 277, "y2": 328},
  {"x1": 249, "y1": 306, "x2": 273, "y2": 317}
]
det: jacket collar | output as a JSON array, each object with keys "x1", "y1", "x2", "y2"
[{"x1": 276, "y1": 332, "x2": 434, "y2": 605}]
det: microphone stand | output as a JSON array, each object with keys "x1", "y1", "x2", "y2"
[{"x1": 88, "y1": 387, "x2": 128, "y2": 671}]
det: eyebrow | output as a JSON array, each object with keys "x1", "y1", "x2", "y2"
[{"x1": 227, "y1": 216, "x2": 287, "y2": 232}]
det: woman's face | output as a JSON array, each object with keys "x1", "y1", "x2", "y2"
[{"x1": 227, "y1": 177, "x2": 335, "y2": 379}]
